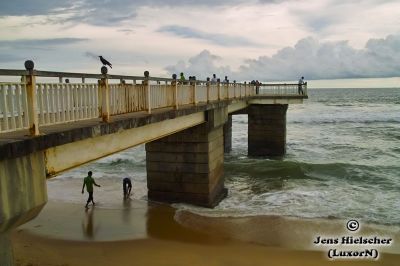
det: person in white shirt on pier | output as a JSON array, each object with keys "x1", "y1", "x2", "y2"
[{"x1": 211, "y1": 74, "x2": 218, "y2": 84}]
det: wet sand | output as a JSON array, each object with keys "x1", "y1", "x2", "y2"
[{"x1": 12, "y1": 200, "x2": 400, "y2": 266}]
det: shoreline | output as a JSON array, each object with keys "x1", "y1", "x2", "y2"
[{"x1": 11, "y1": 199, "x2": 400, "y2": 266}]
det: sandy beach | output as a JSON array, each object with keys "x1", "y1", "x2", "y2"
[{"x1": 11, "y1": 199, "x2": 400, "y2": 266}]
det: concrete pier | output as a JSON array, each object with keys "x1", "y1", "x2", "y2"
[
  {"x1": 0, "y1": 64, "x2": 307, "y2": 265},
  {"x1": 223, "y1": 115, "x2": 232, "y2": 153},
  {"x1": 248, "y1": 104, "x2": 288, "y2": 156},
  {"x1": 146, "y1": 107, "x2": 228, "y2": 207}
]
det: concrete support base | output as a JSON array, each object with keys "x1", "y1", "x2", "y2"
[
  {"x1": 223, "y1": 115, "x2": 232, "y2": 153},
  {"x1": 0, "y1": 233, "x2": 13, "y2": 266},
  {"x1": 0, "y1": 152, "x2": 48, "y2": 266},
  {"x1": 146, "y1": 108, "x2": 228, "y2": 207},
  {"x1": 248, "y1": 104, "x2": 288, "y2": 156}
]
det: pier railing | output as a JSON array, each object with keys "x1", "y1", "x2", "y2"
[{"x1": 0, "y1": 63, "x2": 306, "y2": 135}]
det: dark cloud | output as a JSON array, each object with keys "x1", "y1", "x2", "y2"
[
  {"x1": 0, "y1": 53, "x2": 25, "y2": 63},
  {"x1": 166, "y1": 34, "x2": 400, "y2": 81},
  {"x1": 118, "y1": 29, "x2": 136, "y2": 35},
  {"x1": 0, "y1": 0, "x2": 73, "y2": 16},
  {"x1": 84, "y1": 52, "x2": 99, "y2": 60},
  {"x1": 158, "y1": 25, "x2": 259, "y2": 47},
  {"x1": 0, "y1": 38, "x2": 89, "y2": 50},
  {"x1": 0, "y1": 0, "x2": 282, "y2": 26}
]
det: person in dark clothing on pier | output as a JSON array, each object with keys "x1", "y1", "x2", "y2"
[
  {"x1": 82, "y1": 171, "x2": 101, "y2": 208},
  {"x1": 298, "y1": 76, "x2": 305, "y2": 95},
  {"x1": 123, "y1": 177, "x2": 132, "y2": 199},
  {"x1": 223, "y1": 76, "x2": 229, "y2": 83},
  {"x1": 255, "y1": 80, "x2": 260, "y2": 94}
]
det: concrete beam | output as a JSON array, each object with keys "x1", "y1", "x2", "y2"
[
  {"x1": 0, "y1": 101, "x2": 229, "y2": 162},
  {"x1": 249, "y1": 98, "x2": 303, "y2": 105},
  {"x1": 227, "y1": 100, "x2": 248, "y2": 114},
  {"x1": 45, "y1": 112, "x2": 205, "y2": 176}
]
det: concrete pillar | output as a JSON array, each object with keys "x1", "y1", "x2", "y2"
[
  {"x1": 223, "y1": 115, "x2": 232, "y2": 153},
  {"x1": 0, "y1": 152, "x2": 48, "y2": 265},
  {"x1": 0, "y1": 233, "x2": 13, "y2": 266},
  {"x1": 145, "y1": 107, "x2": 228, "y2": 207},
  {"x1": 248, "y1": 104, "x2": 288, "y2": 156}
]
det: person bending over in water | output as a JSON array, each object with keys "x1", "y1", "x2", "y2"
[
  {"x1": 123, "y1": 177, "x2": 132, "y2": 199},
  {"x1": 82, "y1": 171, "x2": 101, "y2": 208}
]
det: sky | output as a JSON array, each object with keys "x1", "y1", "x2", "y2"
[{"x1": 1, "y1": 0, "x2": 400, "y2": 83}]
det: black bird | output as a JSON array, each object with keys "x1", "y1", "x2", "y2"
[{"x1": 99, "y1": 56, "x2": 112, "y2": 68}]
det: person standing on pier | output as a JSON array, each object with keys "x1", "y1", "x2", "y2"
[
  {"x1": 82, "y1": 171, "x2": 101, "y2": 208},
  {"x1": 179, "y1": 72, "x2": 186, "y2": 84},
  {"x1": 211, "y1": 74, "x2": 218, "y2": 84},
  {"x1": 255, "y1": 80, "x2": 260, "y2": 95},
  {"x1": 298, "y1": 76, "x2": 305, "y2": 95}
]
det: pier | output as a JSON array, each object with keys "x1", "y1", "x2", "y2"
[{"x1": 0, "y1": 61, "x2": 307, "y2": 265}]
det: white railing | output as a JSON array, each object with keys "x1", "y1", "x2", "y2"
[
  {"x1": 209, "y1": 84, "x2": 219, "y2": 101},
  {"x1": 37, "y1": 83, "x2": 99, "y2": 125},
  {"x1": 0, "y1": 82, "x2": 29, "y2": 132},
  {"x1": 0, "y1": 67, "x2": 306, "y2": 134},
  {"x1": 150, "y1": 84, "x2": 173, "y2": 109},
  {"x1": 259, "y1": 83, "x2": 307, "y2": 95},
  {"x1": 196, "y1": 84, "x2": 208, "y2": 103}
]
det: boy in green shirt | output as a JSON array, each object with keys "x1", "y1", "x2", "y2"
[{"x1": 82, "y1": 171, "x2": 101, "y2": 208}]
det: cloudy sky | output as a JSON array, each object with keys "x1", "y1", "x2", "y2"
[{"x1": 1, "y1": 0, "x2": 400, "y2": 81}]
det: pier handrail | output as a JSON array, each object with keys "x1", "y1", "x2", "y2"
[{"x1": 0, "y1": 62, "x2": 306, "y2": 135}]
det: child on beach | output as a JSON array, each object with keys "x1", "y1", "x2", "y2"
[{"x1": 81, "y1": 171, "x2": 101, "y2": 208}]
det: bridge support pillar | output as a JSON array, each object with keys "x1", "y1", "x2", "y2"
[
  {"x1": 0, "y1": 152, "x2": 48, "y2": 266},
  {"x1": 248, "y1": 104, "x2": 288, "y2": 156},
  {"x1": 146, "y1": 107, "x2": 228, "y2": 207},
  {"x1": 223, "y1": 115, "x2": 232, "y2": 153},
  {"x1": 0, "y1": 233, "x2": 13, "y2": 266}
]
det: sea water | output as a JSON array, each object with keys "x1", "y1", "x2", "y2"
[{"x1": 49, "y1": 87, "x2": 400, "y2": 226}]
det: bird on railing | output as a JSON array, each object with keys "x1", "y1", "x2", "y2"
[{"x1": 99, "y1": 56, "x2": 112, "y2": 68}]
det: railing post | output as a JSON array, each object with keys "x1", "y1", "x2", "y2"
[
  {"x1": 174, "y1": 81, "x2": 179, "y2": 109},
  {"x1": 172, "y1": 74, "x2": 178, "y2": 110},
  {"x1": 206, "y1": 78, "x2": 210, "y2": 103},
  {"x1": 144, "y1": 71, "x2": 151, "y2": 114},
  {"x1": 24, "y1": 60, "x2": 40, "y2": 136},
  {"x1": 100, "y1": 66, "x2": 110, "y2": 122},
  {"x1": 193, "y1": 76, "x2": 197, "y2": 105},
  {"x1": 222, "y1": 83, "x2": 229, "y2": 100},
  {"x1": 217, "y1": 79, "x2": 221, "y2": 101},
  {"x1": 304, "y1": 82, "x2": 308, "y2": 96}
]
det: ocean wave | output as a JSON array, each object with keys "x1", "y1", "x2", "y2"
[
  {"x1": 289, "y1": 118, "x2": 400, "y2": 125},
  {"x1": 105, "y1": 158, "x2": 146, "y2": 166},
  {"x1": 224, "y1": 159, "x2": 400, "y2": 188}
]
